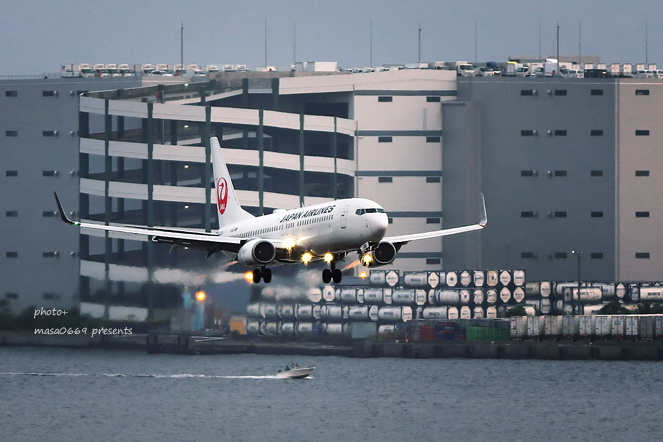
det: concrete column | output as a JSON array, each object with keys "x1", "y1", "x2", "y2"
[
  {"x1": 299, "y1": 113, "x2": 305, "y2": 206},
  {"x1": 271, "y1": 78, "x2": 279, "y2": 110},
  {"x1": 204, "y1": 106, "x2": 212, "y2": 232},
  {"x1": 333, "y1": 117, "x2": 338, "y2": 200},
  {"x1": 258, "y1": 109, "x2": 264, "y2": 215}
]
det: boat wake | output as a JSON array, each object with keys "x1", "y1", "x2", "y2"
[{"x1": 0, "y1": 372, "x2": 309, "y2": 380}]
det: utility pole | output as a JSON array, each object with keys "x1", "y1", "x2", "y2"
[
  {"x1": 418, "y1": 23, "x2": 422, "y2": 64},
  {"x1": 264, "y1": 18, "x2": 267, "y2": 67},
  {"x1": 293, "y1": 22, "x2": 296, "y2": 64},
  {"x1": 370, "y1": 20, "x2": 373, "y2": 67},
  {"x1": 646, "y1": 19, "x2": 649, "y2": 65},
  {"x1": 538, "y1": 19, "x2": 541, "y2": 60},
  {"x1": 180, "y1": 22, "x2": 184, "y2": 73},
  {"x1": 578, "y1": 21, "x2": 581, "y2": 67},
  {"x1": 474, "y1": 20, "x2": 477, "y2": 65},
  {"x1": 556, "y1": 22, "x2": 560, "y2": 76}
]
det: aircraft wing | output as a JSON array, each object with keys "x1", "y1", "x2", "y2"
[
  {"x1": 382, "y1": 194, "x2": 487, "y2": 247},
  {"x1": 54, "y1": 193, "x2": 245, "y2": 253}
]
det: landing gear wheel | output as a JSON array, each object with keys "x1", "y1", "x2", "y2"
[
  {"x1": 253, "y1": 268, "x2": 262, "y2": 283},
  {"x1": 332, "y1": 268, "x2": 342, "y2": 284},
  {"x1": 322, "y1": 268, "x2": 332, "y2": 284},
  {"x1": 263, "y1": 268, "x2": 272, "y2": 283}
]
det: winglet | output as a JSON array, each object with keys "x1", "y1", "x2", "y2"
[
  {"x1": 53, "y1": 192, "x2": 78, "y2": 225},
  {"x1": 479, "y1": 193, "x2": 487, "y2": 227}
]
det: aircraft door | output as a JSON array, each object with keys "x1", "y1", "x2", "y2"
[{"x1": 340, "y1": 205, "x2": 350, "y2": 228}]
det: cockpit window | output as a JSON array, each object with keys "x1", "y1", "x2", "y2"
[{"x1": 356, "y1": 208, "x2": 385, "y2": 215}]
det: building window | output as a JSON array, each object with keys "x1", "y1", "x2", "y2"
[
  {"x1": 591, "y1": 211, "x2": 603, "y2": 218},
  {"x1": 554, "y1": 252, "x2": 568, "y2": 259},
  {"x1": 635, "y1": 89, "x2": 650, "y2": 96},
  {"x1": 5, "y1": 211, "x2": 18, "y2": 217},
  {"x1": 520, "y1": 90, "x2": 534, "y2": 96},
  {"x1": 554, "y1": 89, "x2": 567, "y2": 96},
  {"x1": 42, "y1": 211, "x2": 56, "y2": 217},
  {"x1": 591, "y1": 170, "x2": 603, "y2": 177},
  {"x1": 5, "y1": 170, "x2": 18, "y2": 177},
  {"x1": 591, "y1": 252, "x2": 604, "y2": 259},
  {"x1": 426, "y1": 176, "x2": 441, "y2": 183},
  {"x1": 6, "y1": 252, "x2": 18, "y2": 258},
  {"x1": 5, "y1": 292, "x2": 18, "y2": 299},
  {"x1": 5, "y1": 91, "x2": 17, "y2": 97},
  {"x1": 42, "y1": 91, "x2": 57, "y2": 97},
  {"x1": 520, "y1": 170, "x2": 535, "y2": 177},
  {"x1": 42, "y1": 130, "x2": 58, "y2": 137},
  {"x1": 520, "y1": 211, "x2": 535, "y2": 218},
  {"x1": 520, "y1": 130, "x2": 536, "y2": 136},
  {"x1": 377, "y1": 96, "x2": 393, "y2": 102},
  {"x1": 590, "y1": 130, "x2": 603, "y2": 136},
  {"x1": 426, "y1": 96, "x2": 441, "y2": 102},
  {"x1": 554, "y1": 170, "x2": 567, "y2": 177},
  {"x1": 426, "y1": 218, "x2": 441, "y2": 224},
  {"x1": 591, "y1": 89, "x2": 604, "y2": 96},
  {"x1": 554, "y1": 130, "x2": 567, "y2": 136},
  {"x1": 635, "y1": 170, "x2": 650, "y2": 177},
  {"x1": 636, "y1": 211, "x2": 650, "y2": 218},
  {"x1": 378, "y1": 177, "x2": 392, "y2": 183},
  {"x1": 554, "y1": 211, "x2": 567, "y2": 218},
  {"x1": 378, "y1": 136, "x2": 392, "y2": 143},
  {"x1": 635, "y1": 130, "x2": 650, "y2": 136},
  {"x1": 635, "y1": 252, "x2": 650, "y2": 259},
  {"x1": 521, "y1": 252, "x2": 536, "y2": 259},
  {"x1": 5, "y1": 130, "x2": 17, "y2": 137},
  {"x1": 426, "y1": 258, "x2": 441, "y2": 265},
  {"x1": 42, "y1": 252, "x2": 58, "y2": 258},
  {"x1": 42, "y1": 170, "x2": 57, "y2": 177},
  {"x1": 388, "y1": 218, "x2": 393, "y2": 224},
  {"x1": 426, "y1": 136, "x2": 441, "y2": 143}
]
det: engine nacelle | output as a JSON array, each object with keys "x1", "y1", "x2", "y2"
[
  {"x1": 237, "y1": 239, "x2": 276, "y2": 267},
  {"x1": 361, "y1": 241, "x2": 397, "y2": 267}
]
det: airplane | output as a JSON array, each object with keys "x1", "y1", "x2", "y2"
[{"x1": 54, "y1": 137, "x2": 486, "y2": 284}]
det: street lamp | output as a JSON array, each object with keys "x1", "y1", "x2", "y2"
[{"x1": 572, "y1": 251, "x2": 583, "y2": 315}]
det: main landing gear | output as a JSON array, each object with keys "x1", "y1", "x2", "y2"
[
  {"x1": 322, "y1": 263, "x2": 342, "y2": 284},
  {"x1": 252, "y1": 267, "x2": 272, "y2": 283}
]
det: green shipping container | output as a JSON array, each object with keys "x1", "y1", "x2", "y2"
[{"x1": 465, "y1": 326, "x2": 510, "y2": 342}]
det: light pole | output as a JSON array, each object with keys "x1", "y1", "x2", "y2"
[{"x1": 572, "y1": 250, "x2": 583, "y2": 314}]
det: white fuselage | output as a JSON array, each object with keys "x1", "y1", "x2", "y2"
[{"x1": 217, "y1": 198, "x2": 389, "y2": 261}]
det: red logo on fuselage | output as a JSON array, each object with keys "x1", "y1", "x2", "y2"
[{"x1": 217, "y1": 178, "x2": 228, "y2": 215}]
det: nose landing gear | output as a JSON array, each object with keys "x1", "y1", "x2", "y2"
[{"x1": 252, "y1": 267, "x2": 272, "y2": 283}]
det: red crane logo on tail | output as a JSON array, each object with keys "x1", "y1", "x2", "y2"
[{"x1": 217, "y1": 178, "x2": 228, "y2": 215}]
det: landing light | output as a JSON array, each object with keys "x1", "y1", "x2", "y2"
[
  {"x1": 324, "y1": 253, "x2": 333, "y2": 263},
  {"x1": 362, "y1": 254, "x2": 372, "y2": 265},
  {"x1": 284, "y1": 237, "x2": 296, "y2": 250},
  {"x1": 302, "y1": 252, "x2": 313, "y2": 264},
  {"x1": 359, "y1": 271, "x2": 367, "y2": 279},
  {"x1": 195, "y1": 291, "x2": 206, "y2": 301},
  {"x1": 244, "y1": 271, "x2": 254, "y2": 282}
]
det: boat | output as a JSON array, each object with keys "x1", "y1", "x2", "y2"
[{"x1": 276, "y1": 363, "x2": 315, "y2": 379}]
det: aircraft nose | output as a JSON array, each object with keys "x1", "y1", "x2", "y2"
[{"x1": 369, "y1": 213, "x2": 388, "y2": 238}]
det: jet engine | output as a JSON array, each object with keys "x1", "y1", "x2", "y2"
[
  {"x1": 237, "y1": 239, "x2": 276, "y2": 267},
  {"x1": 361, "y1": 241, "x2": 397, "y2": 267}
]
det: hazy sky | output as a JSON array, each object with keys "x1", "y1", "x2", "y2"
[{"x1": 1, "y1": 0, "x2": 661, "y2": 75}]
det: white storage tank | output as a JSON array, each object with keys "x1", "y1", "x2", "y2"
[
  {"x1": 348, "y1": 305, "x2": 370, "y2": 321},
  {"x1": 435, "y1": 289, "x2": 460, "y2": 305},
  {"x1": 307, "y1": 288, "x2": 323, "y2": 303},
  {"x1": 260, "y1": 303, "x2": 279, "y2": 319},
  {"x1": 615, "y1": 283, "x2": 627, "y2": 299},
  {"x1": 486, "y1": 270, "x2": 499, "y2": 287},
  {"x1": 392, "y1": 289, "x2": 415, "y2": 305},
  {"x1": 639, "y1": 287, "x2": 663, "y2": 301},
  {"x1": 247, "y1": 320, "x2": 261, "y2": 335},
  {"x1": 459, "y1": 271, "x2": 472, "y2": 287},
  {"x1": 485, "y1": 306, "x2": 497, "y2": 319},
  {"x1": 246, "y1": 303, "x2": 261, "y2": 318},
  {"x1": 296, "y1": 322, "x2": 314, "y2": 335},
  {"x1": 415, "y1": 289, "x2": 427, "y2": 306},
  {"x1": 427, "y1": 272, "x2": 441, "y2": 288},
  {"x1": 363, "y1": 288, "x2": 384, "y2": 304},
  {"x1": 369, "y1": 305, "x2": 379, "y2": 321},
  {"x1": 499, "y1": 287, "x2": 511, "y2": 303},
  {"x1": 322, "y1": 286, "x2": 335, "y2": 302},
  {"x1": 629, "y1": 284, "x2": 640, "y2": 302},
  {"x1": 593, "y1": 283, "x2": 616, "y2": 299},
  {"x1": 260, "y1": 287, "x2": 275, "y2": 300},
  {"x1": 295, "y1": 304, "x2": 313, "y2": 320},
  {"x1": 324, "y1": 323, "x2": 348, "y2": 336},
  {"x1": 383, "y1": 288, "x2": 393, "y2": 305},
  {"x1": 446, "y1": 271, "x2": 458, "y2": 287},
  {"x1": 573, "y1": 288, "x2": 603, "y2": 303},
  {"x1": 356, "y1": 288, "x2": 365, "y2": 304},
  {"x1": 554, "y1": 282, "x2": 577, "y2": 297},
  {"x1": 422, "y1": 306, "x2": 448, "y2": 320},
  {"x1": 486, "y1": 289, "x2": 498, "y2": 305},
  {"x1": 513, "y1": 287, "x2": 526, "y2": 303},
  {"x1": 513, "y1": 270, "x2": 526, "y2": 286},
  {"x1": 473, "y1": 270, "x2": 485, "y2": 287},
  {"x1": 340, "y1": 288, "x2": 357, "y2": 303},
  {"x1": 312, "y1": 305, "x2": 322, "y2": 320},
  {"x1": 403, "y1": 272, "x2": 428, "y2": 287},
  {"x1": 378, "y1": 325, "x2": 395, "y2": 335},
  {"x1": 460, "y1": 306, "x2": 472, "y2": 319},
  {"x1": 540, "y1": 281, "x2": 552, "y2": 298},
  {"x1": 499, "y1": 270, "x2": 512, "y2": 286},
  {"x1": 525, "y1": 282, "x2": 541, "y2": 296},
  {"x1": 265, "y1": 322, "x2": 280, "y2": 335},
  {"x1": 448, "y1": 306, "x2": 459, "y2": 320},
  {"x1": 473, "y1": 306, "x2": 484, "y2": 319},
  {"x1": 280, "y1": 322, "x2": 296, "y2": 335},
  {"x1": 278, "y1": 304, "x2": 295, "y2": 319},
  {"x1": 473, "y1": 289, "x2": 485, "y2": 305},
  {"x1": 540, "y1": 298, "x2": 552, "y2": 315},
  {"x1": 322, "y1": 304, "x2": 343, "y2": 320},
  {"x1": 378, "y1": 306, "x2": 412, "y2": 322},
  {"x1": 581, "y1": 304, "x2": 605, "y2": 315},
  {"x1": 525, "y1": 299, "x2": 540, "y2": 314},
  {"x1": 460, "y1": 289, "x2": 471, "y2": 305},
  {"x1": 544, "y1": 315, "x2": 563, "y2": 337},
  {"x1": 369, "y1": 270, "x2": 386, "y2": 285}
]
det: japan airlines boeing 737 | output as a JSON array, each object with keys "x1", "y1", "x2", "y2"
[{"x1": 54, "y1": 137, "x2": 486, "y2": 284}]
